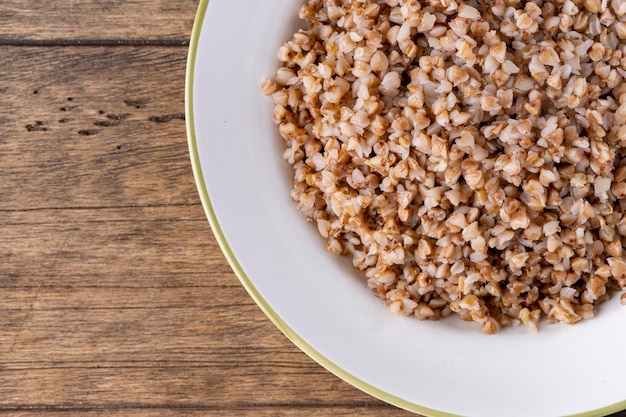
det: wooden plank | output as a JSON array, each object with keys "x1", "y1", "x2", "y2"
[
  {"x1": 0, "y1": 206, "x2": 230, "y2": 287},
  {"x1": 0, "y1": 286, "x2": 249, "y2": 310},
  {"x1": 0, "y1": 46, "x2": 196, "y2": 210},
  {"x1": 0, "y1": 205, "x2": 400, "y2": 413},
  {"x1": 2, "y1": 409, "x2": 621, "y2": 417},
  {"x1": 0, "y1": 303, "x2": 288, "y2": 364},
  {"x1": 0, "y1": 407, "x2": 411, "y2": 417},
  {"x1": 0, "y1": 304, "x2": 385, "y2": 409},
  {"x1": 0, "y1": 366, "x2": 379, "y2": 408},
  {"x1": 0, "y1": 1, "x2": 198, "y2": 44}
]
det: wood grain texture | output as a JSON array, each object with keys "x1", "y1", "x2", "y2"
[
  {"x1": 0, "y1": 37, "x2": 418, "y2": 417},
  {"x1": 0, "y1": 2, "x2": 624, "y2": 417},
  {"x1": 0, "y1": 207, "x2": 226, "y2": 287},
  {"x1": 0, "y1": 1, "x2": 198, "y2": 44},
  {"x1": 1, "y1": 408, "x2": 402, "y2": 417},
  {"x1": 0, "y1": 46, "x2": 196, "y2": 210}
]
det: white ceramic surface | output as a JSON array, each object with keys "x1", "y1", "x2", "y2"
[{"x1": 186, "y1": 1, "x2": 626, "y2": 416}]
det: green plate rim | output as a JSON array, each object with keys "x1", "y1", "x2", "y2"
[{"x1": 184, "y1": 1, "x2": 626, "y2": 416}]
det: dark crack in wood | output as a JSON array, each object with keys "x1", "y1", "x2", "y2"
[
  {"x1": 149, "y1": 113, "x2": 185, "y2": 123},
  {"x1": 78, "y1": 129, "x2": 101, "y2": 136}
]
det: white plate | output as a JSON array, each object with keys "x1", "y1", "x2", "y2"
[{"x1": 185, "y1": 1, "x2": 626, "y2": 416}]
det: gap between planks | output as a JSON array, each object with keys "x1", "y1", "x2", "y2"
[
  {"x1": 0, "y1": 39, "x2": 189, "y2": 47},
  {"x1": 0, "y1": 203, "x2": 199, "y2": 213}
]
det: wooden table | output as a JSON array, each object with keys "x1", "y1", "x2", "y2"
[{"x1": 0, "y1": 2, "x2": 624, "y2": 417}]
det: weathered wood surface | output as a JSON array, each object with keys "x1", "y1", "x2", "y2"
[
  {"x1": 0, "y1": 2, "x2": 412, "y2": 416},
  {"x1": 0, "y1": 1, "x2": 198, "y2": 44},
  {"x1": 0, "y1": 46, "x2": 195, "y2": 210},
  {"x1": 0, "y1": 2, "x2": 624, "y2": 417},
  {"x1": 0, "y1": 409, "x2": 400, "y2": 417}
]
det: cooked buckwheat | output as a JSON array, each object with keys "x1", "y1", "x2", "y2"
[{"x1": 264, "y1": 0, "x2": 626, "y2": 333}]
